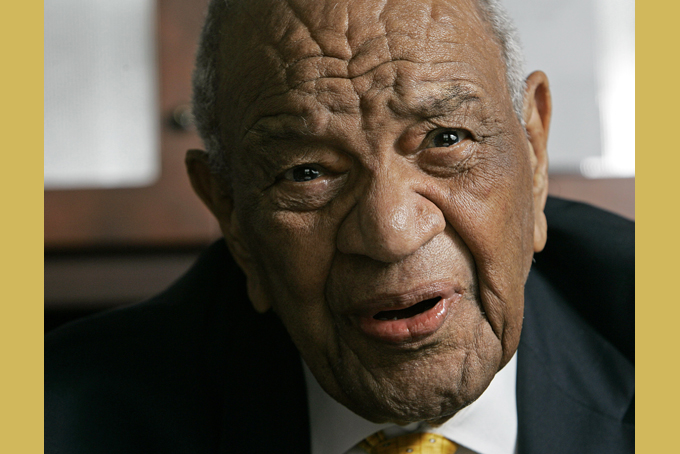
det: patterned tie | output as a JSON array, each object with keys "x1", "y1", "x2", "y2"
[{"x1": 357, "y1": 431, "x2": 459, "y2": 454}]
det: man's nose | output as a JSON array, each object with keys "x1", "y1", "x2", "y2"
[{"x1": 336, "y1": 171, "x2": 446, "y2": 263}]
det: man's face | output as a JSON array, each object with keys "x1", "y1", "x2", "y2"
[{"x1": 199, "y1": 0, "x2": 548, "y2": 424}]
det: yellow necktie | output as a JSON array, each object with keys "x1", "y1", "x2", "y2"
[{"x1": 357, "y1": 431, "x2": 459, "y2": 454}]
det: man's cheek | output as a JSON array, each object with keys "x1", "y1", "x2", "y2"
[
  {"x1": 437, "y1": 188, "x2": 529, "y2": 351},
  {"x1": 248, "y1": 214, "x2": 334, "y2": 295},
  {"x1": 472, "y1": 249, "x2": 526, "y2": 365}
]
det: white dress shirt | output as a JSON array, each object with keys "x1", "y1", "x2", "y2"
[{"x1": 303, "y1": 353, "x2": 518, "y2": 454}]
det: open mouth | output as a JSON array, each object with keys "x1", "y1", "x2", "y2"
[
  {"x1": 373, "y1": 297, "x2": 442, "y2": 321},
  {"x1": 353, "y1": 286, "x2": 460, "y2": 343}
]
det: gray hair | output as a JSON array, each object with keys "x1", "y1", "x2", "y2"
[
  {"x1": 192, "y1": 0, "x2": 526, "y2": 172},
  {"x1": 476, "y1": 0, "x2": 527, "y2": 119}
]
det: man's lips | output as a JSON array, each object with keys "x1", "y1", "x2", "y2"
[{"x1": 348, "y1": 284, "x2": 461, "y2": 343}]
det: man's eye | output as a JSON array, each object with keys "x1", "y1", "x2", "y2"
[
  {"x1": 431, "y1": 129, "x2": 467, "y2": 147},
  {"x1": 283, "y1": 165, "x2": 323, "y2": 182}
]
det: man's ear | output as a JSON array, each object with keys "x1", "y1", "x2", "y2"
[
  {"x1": 185, "y1": 149, "x2": 272, "y2": 313},
  {"x1": 522, "y1": 71, "x2": 552, "y2": 253},
  {"x1": 185, "y1": 149, "x2": 228, "y2": 219}
]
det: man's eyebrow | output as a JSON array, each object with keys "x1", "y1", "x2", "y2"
[
  {"x1": 243, "y1": 115, "x2": 312, "y2": 144},
  {"x1": 413, "y1": 85, "x2": 482, "y2": 117}
]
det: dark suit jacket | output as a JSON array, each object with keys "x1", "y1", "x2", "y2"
[{"x1": 45, "y1": 197, "x2": 634, "y2": 453}]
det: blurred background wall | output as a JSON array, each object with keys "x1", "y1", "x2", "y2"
[{"x1": 44, "y1": 0, "x2": 635, "y2": 331}]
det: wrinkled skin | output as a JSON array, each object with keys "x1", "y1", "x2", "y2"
[{"x1": 188, "y1": 0, "x2": 551, "y2": 425}]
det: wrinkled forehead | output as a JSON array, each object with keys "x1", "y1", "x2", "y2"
[{"x1": 217, "y1": 0, "x2": 503, "y2": 138}]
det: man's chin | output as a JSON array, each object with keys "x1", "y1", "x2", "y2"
[
  {"x1": 323, "y1": 346, "x2": 502, "y2": 425},
  {"x1": 331, "y1": 377, "x2": 484, "y2": 426}
]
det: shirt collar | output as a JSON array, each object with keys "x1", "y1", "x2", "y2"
[{"x1": 304, "y1": 353, "x2": 517, "y2": 454}]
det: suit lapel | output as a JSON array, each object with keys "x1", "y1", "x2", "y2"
[
  {"x1": 183, "y1": 241, "x2": 312, "y2": 453},
  {"x1": 216, "y1": 313, "x2": 310, "y2": 453},
  {"x1": 516, "y1": 270, "x2": 634, "y2": 454}
]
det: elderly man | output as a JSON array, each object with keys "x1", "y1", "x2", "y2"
[{"x1": 45, "y1": 0, "x2": 634, "y2": 453}]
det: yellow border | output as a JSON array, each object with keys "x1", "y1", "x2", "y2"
[
  {"x1": 1, "y1": 1, "x2": 44, "y2": 452},
  {"x1": 637, "y1": 0, "x2": 676, "y2": 451}
]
